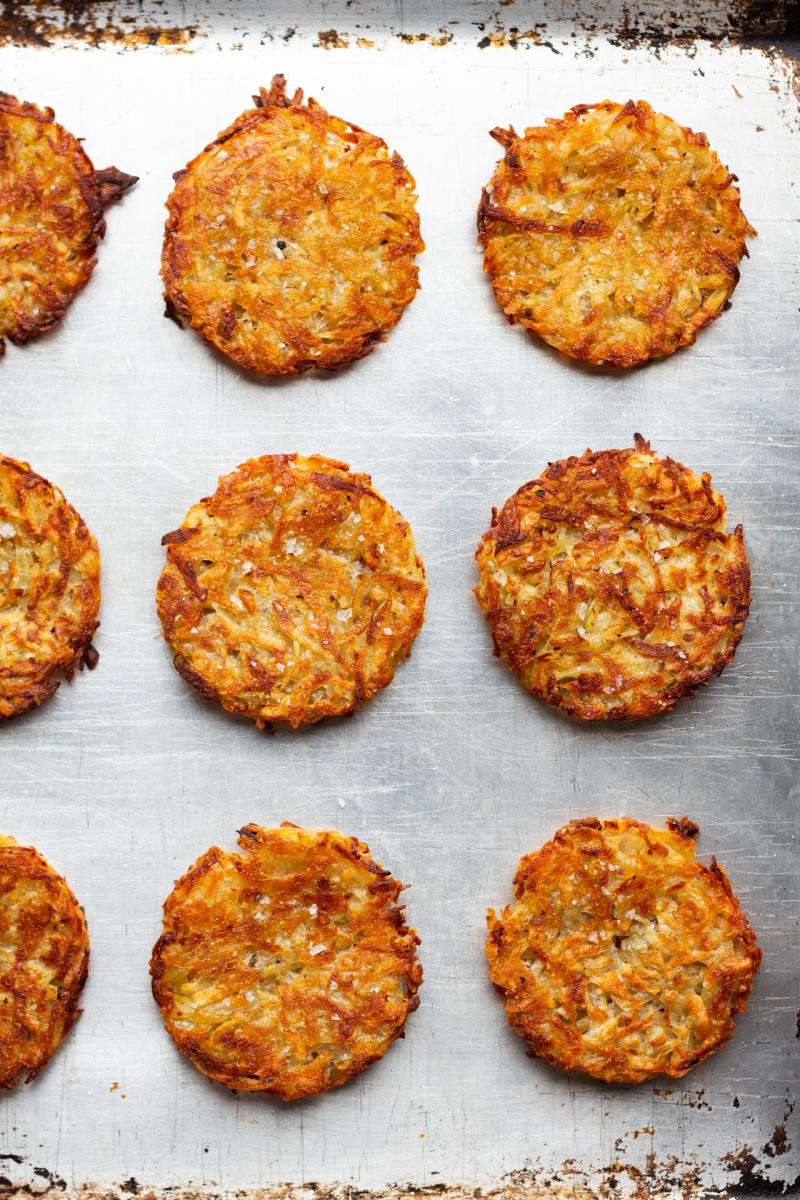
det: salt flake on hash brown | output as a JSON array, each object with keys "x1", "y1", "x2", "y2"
[
  {"x1": 474, "y1": 435, "x2": 750, "y2": 722},
  {"x1": 478, "y1": 99, "x2": 754, "y2": 367},
  {"x1": 0, "y1": 92, "x2": 136, "y2": 357},
  {"x1": 0, "y1": 455, "x2": 101, "y2": 720},
  {"x1": 162, "y1": 75, "x2": 424, "y2": 374},
  {"x1": 487, "y1": 818, "x2": 761, "y2": 1084},
  {"x1": 150, "y1": 823, "x2": 422, "y2": 1099},
  {"x1": 156, "y1": 454, "x2": 426, "y2": 728},
  {"x1": 0, "y1": 835, "x2": 89, "y2": 1089}
]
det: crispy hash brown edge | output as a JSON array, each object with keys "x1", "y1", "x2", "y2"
[
  {"x1": 156, "y1": 453, "x2": 427, "y2": 728},
  {"x1": 150, "y1": 822, "x2": 423, "y2": 1099},
  {"x1": 0, "y1": 454, "x2": 101, "y2": 720},
  {"x1": 162, "y1": 75, "x2": 424, "y2": 375},
  {"x1": 477, "y1": 99, "x2": 754, "y2": 367},
  {"x1": 474, "y1": 436, "x2": 751, "y2": 721},
  {"x1": 0, "y1": 91, "x2": 137, "y2": 356},
  {"x1": 486, "y1": 817, "x2": 762, "y2": 1084},
  {"x1": 0, "y1": 837, "x2": 89, "y2": 1089}
]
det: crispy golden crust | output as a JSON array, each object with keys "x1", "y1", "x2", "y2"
[
  {"x1": 0, "y1": 91, "x2": 137, "y2": 356},
  {"x1": 0, "y1": 455, "x2": 101, "y2": 719},
  {"x1": 478, "y1": 100, "x2": 754, "y2": 367},
  {"x1": 162, "y1": 75, "x2": 423, "y2": 375},
  {"x1": 151, "y1": 823, "x2": 422, "y2": 1099},
  {"x1": 0, "y1": 835, "x2": 89, "y2": 1089},
  {"x1": 156, "y1": 453, "x2": 426, "y2": 727},
  {"x1": 487, "y1": 818, "x2": 761, "y2": 1084},
  {"x1": 474, "y1": 436, "x2": 750, "y2": 721}
]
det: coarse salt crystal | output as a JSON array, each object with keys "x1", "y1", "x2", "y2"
[
  {"x1": 337, "y1": 608, "x2": 352, "y2": 621},
  {"x1": 653, "y1": 552, "x2": 661, "y2": 562},
  {"x1": 230, "y1": 595, "x2": 243, "y2": 609},
  {"x1": 275, "y1": 247, "x2": 284, "y2": 259},
  {"x1": 0, "y1": 523, "x2": 15, "y2": 539},
  {"x1": 379, "y1": 544, "x2": 385, "y2": 553},
  {"x1": 308, "y1": 944, "x2": 326, "y2": 956},
  {"x1": 577, "y1": 625, "x2": 586, "y2": 636},
  {"x1": 318, "y1": 182, "x2": 328, "y2": 194},
  {"x1": 337, "y1": 799, "x2": 346, "y2": 808},
  {"x1": 527, "y1": 556, "x2": 533, "y2": 562},
  {"x1": 242, "y1": 561, "x2": 253, "y2": 575},
  {"x1": 495, "y1": 571, "x2": 507, "y2": 586},
  {"x1": 588, "y1": 932, "x2": 598, "y2": 943},
  {"x1": 217, "y1": 150, "x2": 228, "y2": 160},
  {"x1": 216, "y1": 214, "x2": 225, "y2": 223},
  {"x1": 625, "y1": 909, "x2": 637, "y2": 920},
  {"x1": 329, "y1": 980, "x2": 338, "y2": 990},
  {"x1": 309, "y1": 904, "x2": 318, "y2": 916},
  {"x1": 384, "y1": 627, "x2": 393, "y2": 635},
  {"x1": 591, "y1": 467, "x2": 596, "y2": 474}
]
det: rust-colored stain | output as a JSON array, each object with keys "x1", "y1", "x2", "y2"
[
  {"x1": 397, "y1": 28, "x2": 455, "y2": 47},
  {"x1": 0, "y1": 1, "x2": 199, "y2": 49},
  {"x1": 316, "y1": 28, "x2": 349, "y2": 49}
]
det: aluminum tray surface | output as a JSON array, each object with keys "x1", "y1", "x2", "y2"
[{"x1": 0, "y1": 3, "x2": 797, "y2": 1197}]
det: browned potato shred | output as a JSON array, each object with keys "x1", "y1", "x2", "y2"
[
  {"x1": 474, "y1": 436, "x2": 750, "y2": 721},
  {"x1": 478, "y1": 99, "x2": 754, "y2": 366},
  {"x1": 156, "y1": 453, "x2": 426, "y2": 727},
  {"x1": 162, "y1": 75, "x2": 423, "y2": 374},
  {"x1": 487, "y1": 818, "x2": 761, "y2": 1084},
  {"x1": 150, "y1": 823, "x2": 422, "y2": 1099},
  {"x1": 0, "y1": 836, "x2": 89, "y2": 1089},
  {"x1": 0, "y1": 91, "x2": 136, "y2": 357},
  {"x1": 0, "y1": 455, "x2": 101, "y2": 719}
]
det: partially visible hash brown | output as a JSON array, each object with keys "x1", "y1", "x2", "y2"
[
  {"x1": 156, "y1": 453, "x2": 426, "y2": 727},
  {"x1": 162, "y1": 75, "x2": 424, "y2": 374},
  {"x1": 0, "y1": 835, "x2": 89, "y2": 1089},
  {"x1": 151, "y1": 823, "x2": 422, "y2": 1099},
  {"x1": 478, "y1": 99, "x2": 754, "y2": 366},
  {"x1": 474, "y1": 435, "x2": 750, "y2": 721},
  {"x1": 0, "y1": 454, "x2": 101, "y2": 719},
  {"x1": 487, "y1": 818, "x2": 761, "y2": 1084},
  {"x1": 0, "y1": 91, "x2": 137, "y2": 357}
]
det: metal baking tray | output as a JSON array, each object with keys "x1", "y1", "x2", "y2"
[{"x1": 0, "y1": 2, "x2": 797, "y2": 1197}]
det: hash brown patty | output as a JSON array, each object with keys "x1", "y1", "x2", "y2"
[
  {"x1": 474, "y1": 435, "x2": 750, "y2": 721},
  {"x1": 156, "y1": 453, "x2": 426, "y2": 728},
  {"x1": 162, "y1": 75, "x2": 424, "y2": 374},
  {"x1": 0, "y1": 835, "x2": 89, "y2": 1089},
  {"x1": 151, "y1": 823, "x2": 422, "y2": 1099},
  {"x1": 0, "y1": 91, "x2": 137, "y2": 357},
  {"x1": 0, "y1": 454, "x2": 101, "y2": 719},
  {"x1": 478, "y1": 99, "x2": 754, "y2": 367},
  {"x1": 487, "y1": 818, "x2": 761, "y2": 1084}
]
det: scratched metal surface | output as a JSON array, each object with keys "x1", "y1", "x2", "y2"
[{"x1": 0, "y1": 4, "x2": 797, "y2": 1194}]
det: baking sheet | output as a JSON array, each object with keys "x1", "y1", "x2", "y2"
[{"x1": 0, "y1": 4, "x2": 798, "y2": 1195}]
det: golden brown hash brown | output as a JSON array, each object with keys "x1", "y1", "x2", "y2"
[
  {"x1": 0, "y1": 91, "x2": 137, "y2": 357},
  {"x1": 478, "y1": 99, "x2": 754, "y2": 367},
  {"x1": 487, "y1": 818, "x2": 761, "y2": 1084},
  {"x1": 157, "y1": 454, "x2": 426, "y2": 728},
  {"x1": 162, "y1": 75, "x2": 424, "y2": 374},
  {"x1": 0, "y1": 835, "x2": 89, "y2": 1089},
  {"x1": 0, "y1": 455, "x2": 101, "y2": 719},
  {"x1": 151, "y1": 823, "x2": 422, "y2": 1099},
  {"x1": 474, "y1": 436, "x2": 750, "y2": 722}
]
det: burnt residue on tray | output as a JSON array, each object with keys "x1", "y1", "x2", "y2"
[{"x1": 0, "y1": 0, "x2": 199, "y2": 48}]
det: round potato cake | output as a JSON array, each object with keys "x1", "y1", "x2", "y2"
[
  {"x1": 0, "y1": 454, "x2": 101, "y2": 720},
  {"x1": 0, "y1": 835, "x2": 89, "y2": 1090},
  {"x1": 478, "y1": 99, "x2": 754, "y2": 367},
  {"x1": 0, "y1": 91, "x2": 137, "y2": 357},
  {"x1": 474, "y1": 436, "x2": 750, "y2": 721},
  {"x1": 157, "y1": 454, "x2": 426, "y2": 728},
  {"x1": 151, "y1": 823, "x2": 422, "y2": 1099},
  {"x1": 487, "y1": 818, "x2": 761, "y2": 1084},
  {"x1": 162, "y1": 75, "x2": 424, "y2": 374}
]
